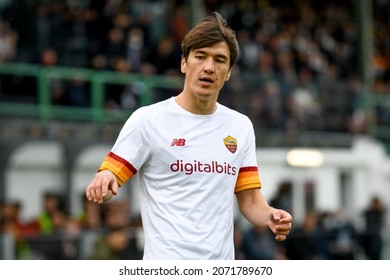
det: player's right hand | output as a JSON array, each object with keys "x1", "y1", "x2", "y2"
[{"x1": 86, "y1": 170, "x2": 119, "y2": 204}]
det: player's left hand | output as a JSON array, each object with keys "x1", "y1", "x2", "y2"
[{"x1": 268, "y1": 208, "x2": 293, "y2": 241}]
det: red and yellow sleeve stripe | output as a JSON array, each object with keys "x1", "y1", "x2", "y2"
[
  {"x1": 98, "y1": 152, "x2": 137, "y2": 186},
  {"x1": 234, "y1": 166, "x2": 261, "y2": 193}
]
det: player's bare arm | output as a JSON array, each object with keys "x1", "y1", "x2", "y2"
[
  {"x1": 236, "y1": 188, "x2": 292, "y2": 241},
  {"x1": 86, "y1": 169, "x2": 119, "y2": 204}
]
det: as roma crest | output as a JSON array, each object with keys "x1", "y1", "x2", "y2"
[{"x1": 223, "y1": 135, "x2": 237, "y2": 154}]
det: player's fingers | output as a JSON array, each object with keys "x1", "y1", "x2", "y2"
[
  {"x1": 275, "y1": 234, "x2": 287, "y2": 241},
  {"x1": 283, "y1": 211, "x2": 293, "y2": 221},
  {"x1": 87, "y1": 184, "x2": 99, "y2": 203},
  {"x1": 86, "y1": 171, "x2": 117, "y2": 203},
  {"x1": 86, "y1": 179, "x2": 98, "y2": 202},
  {"x1": 274, "y1": 223, "x2": 291, "y2": 239},
  {"x1": 98, "y1": 176, "x2": 114, "y2": 203},
  {"x1": 85, "y1": 187, "x2": 92, "y2": 201},
  {"x1": 110, "y1": 179, "x2": 119, "y2": 195},
  {"x1": 87, "y1": 174, "x2": 106, "y2": 203},
  {"x1": 271, "y1": 211, "x2": 281, "y2": 222},
  {"x1": 275, "y1": 229, "x2": 290, "y2": 236},
  {"x1": 276, "y1": 223, "x2": 291, "y2": 232},
  {"x1": 99, "y1": 170, "x2": 118, "y2": 196}
]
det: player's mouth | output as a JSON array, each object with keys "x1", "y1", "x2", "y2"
[{"x1": 199, "y1": 77, "x2": 214, "y2": 86}]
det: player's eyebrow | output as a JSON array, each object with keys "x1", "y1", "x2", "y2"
[{"x1": 193, "y1": 49, "x2": 229, "y2": 62}]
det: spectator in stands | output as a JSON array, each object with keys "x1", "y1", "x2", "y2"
[
  {"x1": 105, "y1": 27, "x2": 126, "y2": 67},
  {"x1": 270, "y1": 181, "x2": 293, "y2": 214},
  {"x1": 233, "y1": 221, "x2": 247, "y2": 260},
  {"x1": 90, "y1": 226, "x2": 141, "y2": 260},
  {"x1": 146, "y1": 35, "x2": 181, "y2": 76},
  {"x1": 361, "y1": 196, "x2": 386, "y2": 260},
  {"x1": 242, "y1": 225, "x2": 287, "y2": 260},
  {"x1": 90, "y1": 200, "x2": 141, "y2": 260},
  {"x1": 77, "y1": 195, "x2": 103, "y2": 230},
  {"x1": 54, "y1": 211, "x2": 82, "y2": 260},
  {"x1": 39, "y1": 47, "x2": 58, "y2": 67},
  {"x1": 284, "y1": 212, "x2": 325, "y2": 260},
  {"x1": 0, "y1": 198, "x2": 78, "y2": 260},
  {"x1": 28, "y1": 192, "x2": 64, "y2": 235},
  {"x1": 36, "y1": 47, "x2": 73, "y2": 107},
  {"x1": 64, "y1": 75, "x2": 90, "y2": 107},
  {"x1": 315, "y1": 211, "x2": 335, "y2": 260},
  {"x1": 0, "y1": 19, "x2": 18, "y2": 62},
  {"x1": 126, "y1": 27, "x2": 146, "y2": 73},
  {"x1": 288, "y1": 68, "x2": 321, "y2": 130},
  {"x1": 327, "y1": 210, "x2": 360, "y2": 260},
  {"x1": 104, "y1": 56, "x2": 133, "y2": 110},
  {"x1": 0, "y1": 200, "x2": 32, "y2": 259},
  {"x1": 23, "y1": 208, "x2": 81, "y2": 260}
]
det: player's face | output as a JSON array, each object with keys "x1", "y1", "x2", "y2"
[{"x1": 181, "y1": 41, "x2": 232, "y2": 102}]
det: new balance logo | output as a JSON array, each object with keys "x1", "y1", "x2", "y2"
[{"x1": 170, "y1": 138, "x2": 186, "y2": 146}]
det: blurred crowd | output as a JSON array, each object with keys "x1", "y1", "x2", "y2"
[
  {"x1": 234, "y1": 182, "x2": 387, "y2": 260},
  {"x1": 0, "y1": 192, "x2": 144, "y2": 260},
  {"x1": 0, "y1": 184, "x2": 387, "y2": 260},
  {"x1": 0, "y1": 0, "x2": 390, "y2": 132}
]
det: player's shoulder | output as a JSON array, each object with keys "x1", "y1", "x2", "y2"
[{"x1": 131, "y1": 98, "x2": 173, "y2": 118}]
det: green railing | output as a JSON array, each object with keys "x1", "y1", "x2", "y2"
[
  {"x1": 0, "y1": 63, "x2": 183, "y2": 122},
  {"x1": 1, "y1": 62, "x2": 390, "y2": 148}
]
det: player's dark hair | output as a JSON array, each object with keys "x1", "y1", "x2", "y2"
[{"x1": 181, "y1": 12, "x2": 239, "y2": 69}]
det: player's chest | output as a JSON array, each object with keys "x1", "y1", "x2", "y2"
[{"x1": 150, "y1": 120, "x2": 244, "y2": 161}]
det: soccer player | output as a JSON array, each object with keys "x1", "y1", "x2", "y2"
[{"x1": 86, "y1": 12, "x2": 292, "y2": 260}]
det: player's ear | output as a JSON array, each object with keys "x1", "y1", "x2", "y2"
[
  {"x1": 181, "y1": 57, "x2": 186, "y2": 74},
  {"x1": 225, "y1": 70, "x2": 231, "y2": 81}
]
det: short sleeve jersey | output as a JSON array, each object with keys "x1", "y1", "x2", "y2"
[{"x1": 99, "y1": 97, "x2": 261, "y2": 259}]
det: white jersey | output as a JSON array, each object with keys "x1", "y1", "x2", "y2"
[{"x1": 99, "y1": 97, "x2": 261, "y2": 259}]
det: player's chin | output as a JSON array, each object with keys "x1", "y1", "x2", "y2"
[
  {"x1": 195, "y1": 85, "x2": 218, "y2": 96},
  {"x1": 195, "y1": 91, "x2": 214, "y2": 100}
]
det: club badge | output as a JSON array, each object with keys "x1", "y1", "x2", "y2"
[{"x1": 223, "y1": 135, "x2": 237, "y2": 154}]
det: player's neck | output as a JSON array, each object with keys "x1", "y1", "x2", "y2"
[{"x1": 175, "y1": 92, "x2": 217, "y2": 115}]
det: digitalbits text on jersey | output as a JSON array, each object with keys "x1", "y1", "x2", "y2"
[{"x1": 170, "y1": 159, "x2": 237, "y2": 175}]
